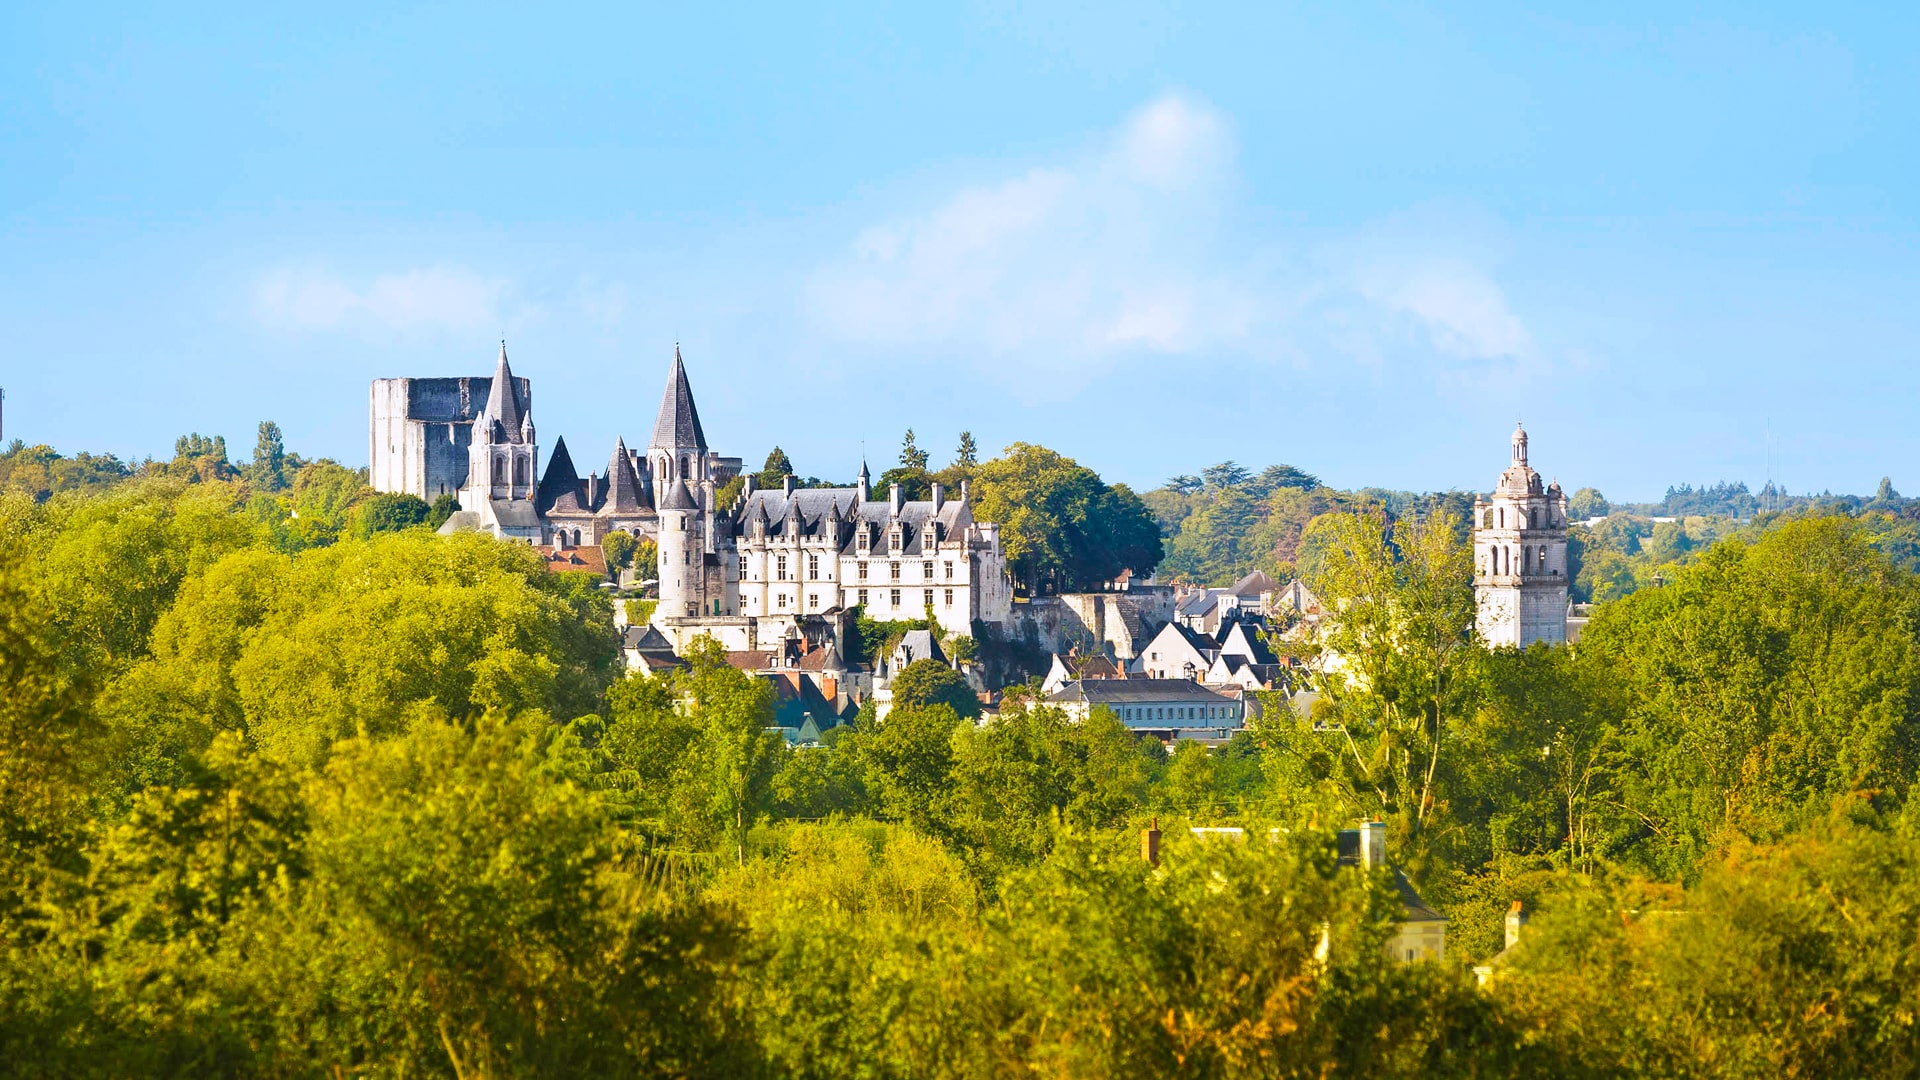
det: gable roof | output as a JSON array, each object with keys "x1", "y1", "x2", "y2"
[
  {"x1": 649, "y1": 346, "x2": 708, "y2": 452},
  {"x1": 1230, "y1": 570, "x2": 1279, "y2": 597},
  {"x1": 893, "y1": 629, "x2": 947, "y2": 668}
]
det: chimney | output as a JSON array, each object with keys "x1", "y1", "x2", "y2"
[
  {"x1": 743, "y1": 474, "x2": 756, "y2": 496},
  {"x1": 783, "y1": 475, "x2": 795, "y2": 495},
  {"x1": 931, "y1": 481, "x2": 944, "y2": 512},
  {"x1": 889, "y1": 482, "x2": 903, "y2": 515},
  {"x1": 959, "y1": 479, "x2": 970, "y2": 503},
  {"x1": 1504, "y1": 901, "x2": 1528, "y2": 950},
  {"x1": 586, "y1": 472, "x2": 601, "y2": 507},
  {"x1": 1360, "y1": 820, "x2": 1387, "y2": 870},
  {"x1": 1142, "y1": 816, "x2": 1161, "y2": 867}
]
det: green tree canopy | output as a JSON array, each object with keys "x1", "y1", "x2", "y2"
[{"x1": 970, "y1": 443, "x2": 1162, "y2": 594}]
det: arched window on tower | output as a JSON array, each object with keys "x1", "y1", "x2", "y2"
[
  {"x1": 1483, "y1": 509, "x2": 1493, "y2": 529},
  {"x1": 1498, "y1": 507, "x2": 1505, "y2": 528},
  {"x1": 1522, "y1": 546, "x2": 1530, "y2": 575},
  {"x1": 493, "y1": 457, "x2": 505, "y2": 485},
  {"x1": 1529, "y1": 508, "x2": 1539, "y2": 529},
  {"x1": 514, "y1": 456, "x2": 528, "y2": 486}
]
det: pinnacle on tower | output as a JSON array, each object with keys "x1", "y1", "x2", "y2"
[
  {"x1": 482, "y1": 340, "x2": 527, "y2": 443},
  {"x1": 650, "y1": 345, "x2": 708, "y2": 453},
  {"x1": 604, "y1": 436, "x2": 647, "y2": 512}
]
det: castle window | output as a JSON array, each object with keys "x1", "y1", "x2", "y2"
[
  {"x1": 923, "y1": 589, "x2": 933, "y2": 607},
  {"x1": 515, "y1": 457, "x2": 529, "y2": 486},
  {"x1": 889, "y1": 588, "x2": 901, "y2": 607},
  {"x1": 1529, "y1": 508, "x2": 1539, "y2": 529},
  {"x1": 945, "y1": 561, "x2": 954, "y2": 579},
  {"x1": 857, "y1": 528, "x2": 869, "y2": 553},
  {"x1": 777, "y1": 554, "x2": 788, "y2": 580},
  {"x1": 686, "y1": 602, "x2": 696, "y2": 616},
  {"x1": 493, "y1": 457, "x2": 505, "y2": 484},
  {"x1": 858, "y1": 588, "x2": 868, "y2": 606},
  {"x1": 1498, "y1": 507, "x2": 1505, "y2": 528},
  {"x1": 890, "y1": 562, "x2": 901, "y2": 582},
  {"x1": 858, "y1": 562, "x2": 868, "y2": 581},
  {"x1": 808, "y1": 554, "x2": 820, "y2": 580},
  {"x1": 922, "y1": 561, "x2": 933, "y2": 579},
  {"x1": 739, "y1": 556, "x2": 748, "y2": 575},
  {"x1": 944, "y1": 588, "x2": 954, "y2": 606},
  {"x1": 808, "y1": 593, "x2": 818, "y2": 608},
  {"x1": 778, "y1": 593, "x2": 787, "y2": 609}
]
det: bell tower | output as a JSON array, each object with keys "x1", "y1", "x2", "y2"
[{"x1": 1473, "y1": 423, "x2": 1569, "y2": 648}]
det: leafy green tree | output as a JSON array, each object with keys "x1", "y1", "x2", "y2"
[
  {"x1": 1294, "y1": 510, "x2": 1477, "y2": 846},
  {"x1": 1566, "y1": 486, "x2": 1609, "y2": 520},
  {"x1": 954, "y1": 431, "x2": 978, "y2": 469},
  {"x1": 1201, "y1": 461, "x2": 1251, "y2": 489},
  {"x1": 601, "y1": 528, "x2": 637, "y2": 570},
  {"x1": 899, "y1": 429, "x2": 929, "y2": 471},
  {"x1": 890, "y1": 658, "x2": 979, "y2": 719},
  {"x1": 678, "y1": 637, "x2": 785, "y2": 862},
  {"x1": 755, "y1": 446, "x2": 795, "y2": 488},
  {"x1": 971, "y1": 443, "x2": 1161, "y2": 594},
  {"x1": 244, "y1": 421, "x2": 289, "y2": 492},
  {"x1": 170, "y1": 432, "x2": 235, "y2": 482},
  {"x1": 352, "y1": 491, "x2": 431, "y2": 536},
  {"x1": 427, "y1": 492, "x2": 458, "y2": 529},
  {"x1": 842, "y1": 703, "x2": 961, "y2": 831}
]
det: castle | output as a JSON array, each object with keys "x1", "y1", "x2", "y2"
[
  {"x1": 1473, "y1": 423, "x2": 1569, "y2": 648},
  {"x1": 371, "y1": 345, "x2": 1014, "y2": 652}
]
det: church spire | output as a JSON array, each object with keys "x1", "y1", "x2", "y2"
[
  {"x1": 649, "y1": 344, "x2": 708, "y2": 453},
  {"x1": 482, "y1": 340, "x2": 526, "y2": 443}
]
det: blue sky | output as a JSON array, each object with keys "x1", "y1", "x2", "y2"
[{"x1": 3, "y1": 2, "x2": 1915, "y2": 500}]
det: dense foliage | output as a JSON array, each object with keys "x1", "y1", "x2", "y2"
[{"x1": 7, "y1": 444, "x2": 1920, "y2": 1075}]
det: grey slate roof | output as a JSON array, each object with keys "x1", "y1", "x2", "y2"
[
  {"x1": 535, "y1": 437, "x2": 585, "y2": 514},
  {"x1": 481, "y1": 343, "x2": 530, "y2": 443},
  {"x1": 660, "y1": 477, "x2": 698, "y2": 511},
  {"x1": 1047, "y1": 679, "x2": 1237, "y2": 706},
  {"x1": 603, "y1": 436, "x2": 648, "y2": 513},
  {"x1": 733, "y1": 487, "x2": 971, "y2": 555},
  {"x1": 1230, "y1": 570, "x2": 1279, "y2": 597},
  {"x1": 649, "y1": 346, "x2": 708, "y2": 452}
]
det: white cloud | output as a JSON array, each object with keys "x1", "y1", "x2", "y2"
[
  {"x1": 254, "y1": 266, "x2": 508, "y2": 334},
  {"x1": 810, "y1": 93, "x2": 1541, "y2": 385},
  {"x1": 808, "y1": 93, "x2": 1255, "y2": 378},
  {"x1": 1358, "y1": 259, "x2": 1534, "y2": 360}
]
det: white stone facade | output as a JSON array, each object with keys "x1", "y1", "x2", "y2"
[{"x1": 1473, "y1": 424, "x2": 1569, "y2": 648}]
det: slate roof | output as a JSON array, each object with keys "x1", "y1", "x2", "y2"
[
  {"x1": 650, "y1": 346, "x2": 708, "y2": 452},
  {"x1": 603, "y1": 436, "x2": 649, "y2": 513},
  {"x1": 734, "y1": 487, "x2": 972, "y2": 555},
  {"x1": 660, "y1": 478, "x2": 697, "y2": 511},
  {"x1": 892, "y1": 629, "x2": 947, "y2": 668},
  {"x1": 535, "y1": 437, "x2": 587, "y2": 514},
  {"x1": 1047, "y1": 679, "x2": 1237, "y2": 706},
  {"x1": 1230, "y1": 570, "x2": 1279, "y2": 597},
  {"x1": 481, "y1": 343, "x2": 530, "y2": 443}
]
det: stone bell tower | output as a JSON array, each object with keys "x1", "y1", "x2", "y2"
[{"x1": 1473, "y1": 423, "x2": 1569, "y2": 648}]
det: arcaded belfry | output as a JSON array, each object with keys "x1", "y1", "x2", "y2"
[{"x1": 1473, "y1": 423, "x2": 1569, "y2": 648}]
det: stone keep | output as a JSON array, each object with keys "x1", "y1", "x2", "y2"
[{"x1": 1473, "y1": 424, "x2": 1569, "y2": 648}]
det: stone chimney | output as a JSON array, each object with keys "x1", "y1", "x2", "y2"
[
  {"x1": 931, "y1": 481, "x2": 944, "y2": 513},
  {"x1": 959, "y1": 479, "x2": 970, "y2": 503},
  {"x1": 586, "y1": 472, "x2": 601, "y2": 507},
  {"x1": 889, "y1": 482, "x2": 903, "y2": 515},
  {"x1": 1141, "y1": 816, "x2": 1161, "y2": 867},
  {"x1": 1504, "y1": 900, "x2": 1528, "y2": 950},
  {"x1": 743, "y1": 474, "x2": 756, "y2": 496},
  {"x1": 783, "y1": 475, "x2": 795, "y2": 495},
  {"x1": 1360, "y1": 820, "x2": 1387, "y2": 870}
]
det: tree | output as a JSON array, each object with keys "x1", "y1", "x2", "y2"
[
  {"x1": 1566, "y1": 487, "x2": 1609, "y2": 521},
  {"x1": 890, "y1": 658, "x2": 979, "y2": 719},
  {"x1": 844, "y1": 703, "x2": 961, "y2": 830},
  {"x1": 755, "y1": 447, "x2": 795, "y2": 488},
  {"x1": 1296, "y1": 509, "x2": 1477, "y2": 846},
  {"x1": 353, "y1": 492, "x2": 431, "y2": 536},
  {"x1": 245, "y1": 421, "x2": 289, "y2": 492},
  {"x1": 899, "y1": 429, "x2": 929, "y2": 471},
  {"x1": 602, "y1": 529, "x2": 638, "y2": 570},
  {"x1": 1165, "y1": 475, "x2": 1202, "y2": 495},
  {"x1": 679, "y1": 637, "x2": 785, "y2": 863},
  {"x1": 170, "y1": 433, "x2": 235, "y2": 483},
  {"x1": 1201, "y1": 461, "x2": 1251, "y2": 490},
  {"x1": 954, "y1": 431, "x2": 978, "y2": 469},
  {"x1": 427, "y1": 493, "x2": 458, "y2": 529},
  {"x1": 971, "y1": 444, "x2": 1163, "y2": 594}
]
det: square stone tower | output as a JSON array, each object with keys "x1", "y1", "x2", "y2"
[{"x1": 1473, "y1": 424, "x2": 1569, "y2": 648}]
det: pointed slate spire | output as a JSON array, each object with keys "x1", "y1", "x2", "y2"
[
  {"x1": 604, "y1": 436, "x2": 646, "y2": 513},
  {"x1": 535, "y1": 436, "x2": 582, "y2": 513},
  {"x1": 482, "y1": 340, "x2": 526, "y2": 443},
  {"x1": 857, "y1": 459, "x2": 872, "y2": 503},
  {"x1": 649, "y1": 345, "x2": 708, "y2": 453}
]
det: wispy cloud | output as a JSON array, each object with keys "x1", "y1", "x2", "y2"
[
  {"x1": 809, "y1": 94, "x2": 1256, "y2": 376},
  {"x1": 254, "y1": 266, "x2": 509, "y2": 334},
  {"x1": 810, "y1": 94, "x2": 1541, "y2": 382}
]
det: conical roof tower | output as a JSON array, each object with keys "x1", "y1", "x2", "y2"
[
  {"x1": 604, "y1": 437, "x2": 647, "y2": 512},
  {"x1": 649, "y1": 345, "x2": 708, "y2": 453},
  {"x1": 481, "y1": 341, "x2": 528, "y2": 443}
]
